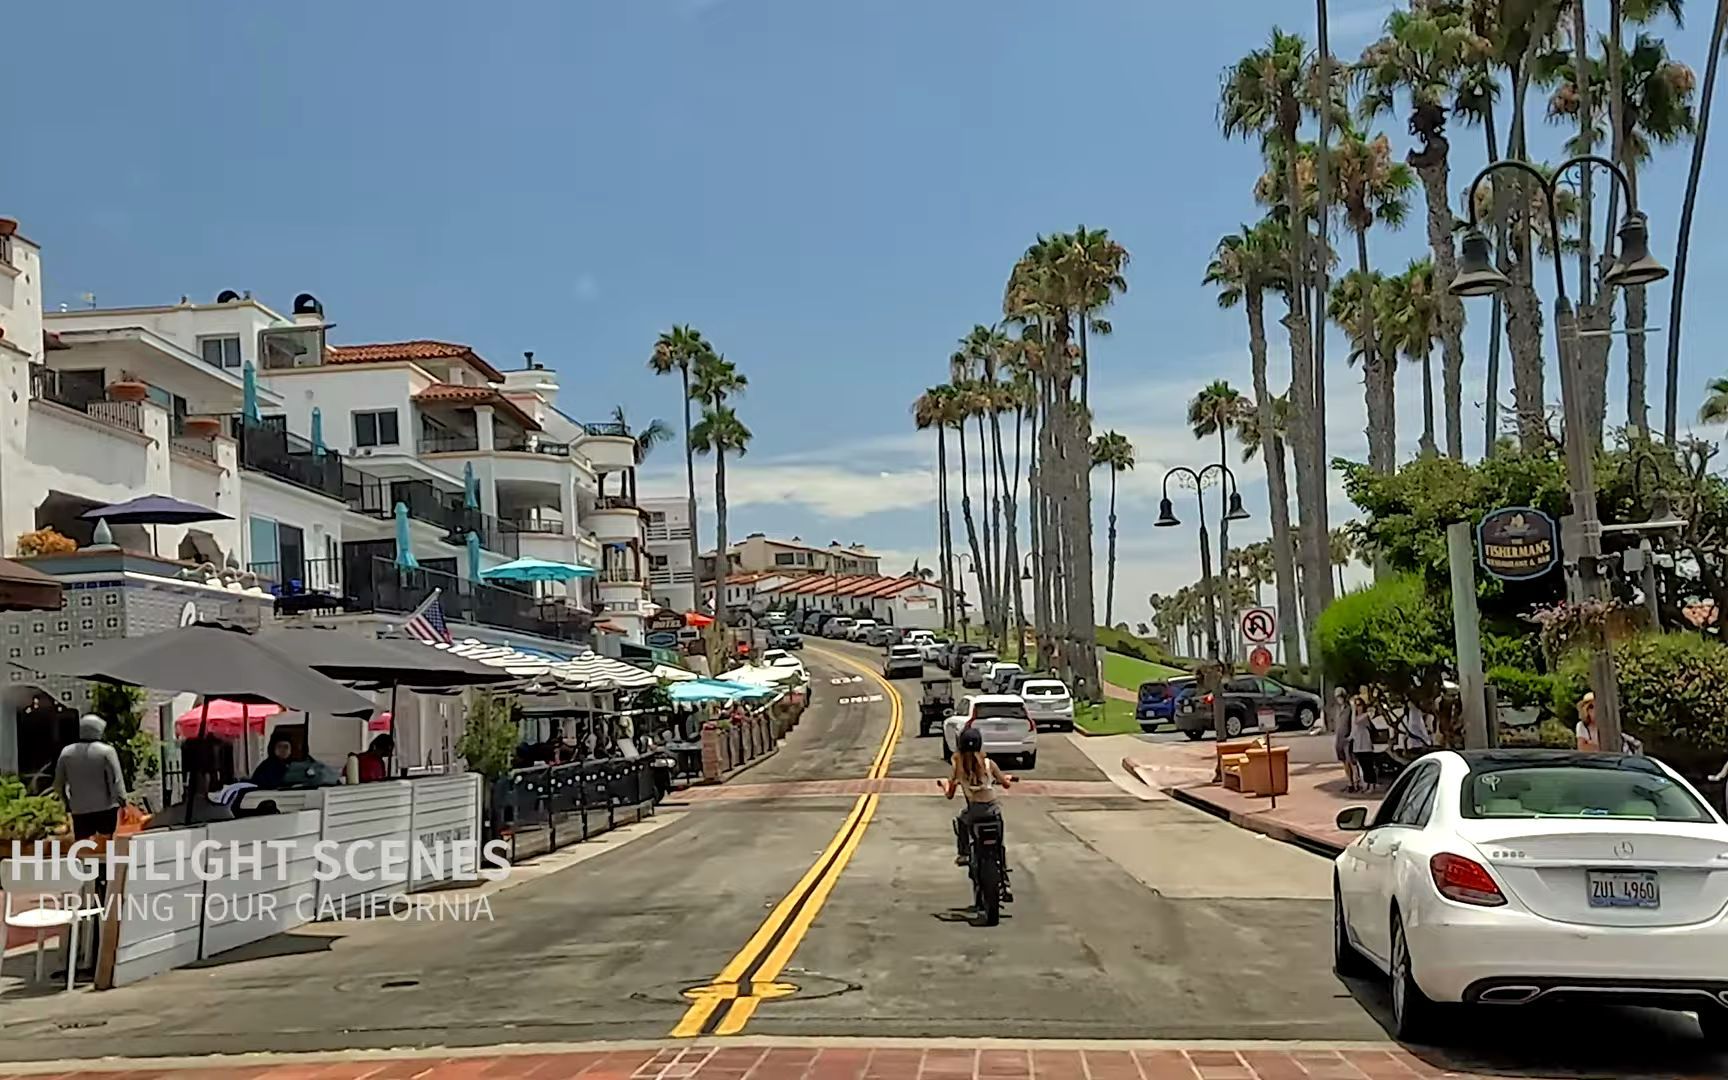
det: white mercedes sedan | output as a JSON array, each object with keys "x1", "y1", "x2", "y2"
[{"x1": 1332, "y1": 748, "x2": 1728, "y2": 1046}]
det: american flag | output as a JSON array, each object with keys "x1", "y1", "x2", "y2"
[{"x1": 402, "y1": 588, "x2": 453, "y2": 644}]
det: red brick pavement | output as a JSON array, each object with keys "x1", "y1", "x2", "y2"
[
  {"x1": 676, "y1": 779, "x2": 1132, "y2": 802},
  {"x1": 0, "y1": 1045, "x2": 1698, "y2": 1079}
]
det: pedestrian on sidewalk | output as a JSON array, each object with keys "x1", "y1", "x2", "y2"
[{"x1": 1335, "y1": 689, "x2": 1363, "y2": 794}]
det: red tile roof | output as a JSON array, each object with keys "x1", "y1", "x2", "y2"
[
  {"x1": 411, "y1": 384, "x2": 541, "y2": 433},
  {"x1": 327, "y1": 340, "x2": 505, "y2": 382}
]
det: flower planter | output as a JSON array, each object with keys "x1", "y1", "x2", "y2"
[
  {"x1": 107, "y1": 381, "x2": 149, "y2": 403},
  {"x1": 181, "y1": 416, "x2": 222, "y2": 439}
]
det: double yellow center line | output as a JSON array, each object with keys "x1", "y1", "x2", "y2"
[{"x1": 671, "y1": 647, "x2": 902, "y2": 1037}]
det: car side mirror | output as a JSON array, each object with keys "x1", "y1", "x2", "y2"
[{"x1": 1335, "y1": 806, "x2": 1369, "y2": 832}]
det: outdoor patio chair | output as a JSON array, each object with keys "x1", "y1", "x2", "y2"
[{"x1": 1, "y1": 852, "x2": 104, "y2": 992}]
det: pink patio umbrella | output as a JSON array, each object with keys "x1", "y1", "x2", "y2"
[{"x1": 173, "y1": 699, "x2": 285, "y2": 740}]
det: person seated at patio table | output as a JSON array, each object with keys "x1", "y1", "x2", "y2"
[
  {"x1": 344, "y1": 734, "x2": 393, "y2": 784},
  {"x1": 250, "y1": 737, "x2": 295, "y2": 789}
]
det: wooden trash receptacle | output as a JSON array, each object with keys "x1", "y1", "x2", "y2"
[{"x1": 1241, "y1": 745, "x2": 1290, "y2": 797}]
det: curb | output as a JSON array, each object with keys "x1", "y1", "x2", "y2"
[{"x1": 1120, "y1": 757, "x2": 1345, "y2": 859}]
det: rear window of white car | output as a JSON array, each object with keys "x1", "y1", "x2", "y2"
[
  {"x1": 972, "y1": 700, "x2": 1029, "y2": 720},
  {"x1": 889, "y1": 646, "x2": 921, "y2": 658},
  {"x1": 1462, "y1": 759, "x2": 1714, "y2": 823},
  {"x1": 1023, "y1": 682, "x2": 1068, "y2": 698}
]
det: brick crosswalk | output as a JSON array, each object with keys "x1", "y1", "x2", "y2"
[
  {"x1": 674, "y1": 778, "x2": 1133, "y2": 802},
  {"x1": 0, "y1": 1044, "x2": 1695, "y2": 1079}
]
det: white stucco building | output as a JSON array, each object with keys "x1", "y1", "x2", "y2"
[{"x1": 641, "y1": 495, "x2": 696, "y2": 615}]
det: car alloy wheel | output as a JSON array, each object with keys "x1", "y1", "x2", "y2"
[
  {"x1": 1389, "y1": 914, "x2": 1437, "y2": 1042},
  {"x1": 1297, "y1": 706, "x2": 1317, "y2": 730},
  {"x1": 1224, "y1": 714, "x2": 1244, "y2": 739}
]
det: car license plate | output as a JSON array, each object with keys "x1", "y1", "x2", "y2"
[{"x1": 1587, "y1": 870, "x2": 1660, "y2": 909}]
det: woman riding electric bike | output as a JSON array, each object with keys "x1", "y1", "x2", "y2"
[{"x1": 942, "y1": 726, "x2": 1015, "y2": 909}]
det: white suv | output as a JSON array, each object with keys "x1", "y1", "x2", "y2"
[
  {"x1": 942, "y1": 694, "x2": 1037, "y2": 769},
  {"x1": 1019, "y1": 679, "x2": 1074, "y2": 731},
  {"x1": 847, "y1": 618, "x2": 878, "y2": 642}
]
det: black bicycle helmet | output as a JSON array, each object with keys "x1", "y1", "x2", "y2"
[{"x1": 957, "y1": 726, "x2": 984, "y2": 753}]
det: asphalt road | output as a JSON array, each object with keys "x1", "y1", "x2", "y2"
[{"x1": 2, "y1": 641, "x2": 1722, "y2": 1076}]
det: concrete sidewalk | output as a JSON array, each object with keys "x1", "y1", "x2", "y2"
[{"x1": 1121, "y1": 733, "x2": 1384, "y2": 856}]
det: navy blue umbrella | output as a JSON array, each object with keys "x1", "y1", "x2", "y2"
[{"x1": 82, "y1": 494, "x2": 230, "y2": 556}]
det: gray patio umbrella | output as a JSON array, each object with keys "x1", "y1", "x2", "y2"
[
  {"x1": 17, "y1": 622, "x2": 374, "y2": 717},
  {"x1": 82, "y1": 494, "x2": 231, "y2": 555},
  {"x1": 261, "y1": 628, "x2": 515, "y2": 689}
]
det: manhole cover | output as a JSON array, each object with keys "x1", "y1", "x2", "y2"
[{"x1": 633, "y1": 970, "x2": 858, "y2": 1007}]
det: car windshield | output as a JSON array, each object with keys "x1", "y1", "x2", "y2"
[
  {"x1": 1462, "y1": 761, "x2": 1715, "y2": 822},
  {"x1": 973, "y1": 701, "x2": 1028, "y2": 720},
  {"x1": 889, "y1": 646, "x2": 920, "y2": 658},
  {"x1": 1023, "y1": 683, "x2": 1067, "y2": 697}
]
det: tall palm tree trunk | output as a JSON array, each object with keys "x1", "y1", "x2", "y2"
[
  {"x1": 713, "y1": 447, "x2": 729, "y2": 634},
  {"x1": 1411, "y1": 137, "x2": 1466, "y2": 459},
  {"x1": 1420, "y1": 344, "x2": 1437, "y2": 456},
  {"x1": 989, "y1": 403, "x2": 1014, "y2": 647},
  {"x1": 1282, "y1": 298, "x2": 1326, "y2": 668},
  {"x1": 1215, "y1": 423, "x2": 1234, "y2": 662},
  {"x1": 1667, "y1": 0, "x2": 1728, "y2": 442},
  {"x1": 937, "y1": 426, "x2": 954, "y2": 631},
  {"x1": 1027, "y1": 393, "x2": 1046, "y2": 655},
  {"x1": 1247, "y1": 290, "x2": 1304, "y2": 670},
  {"x1": 1104, "y1": 467, "x2": 1119, "y2": 628},
  {"x1": 681, "y1": 366, "x2": 701, "y2": 611},
  {"x1": 1006, "y1": 404, "x2": 1026, "y2": 665},
  {"x1": 976, "y1": 412, "x2": 999, "y2": 642},
  {"x1": 1069, "y1": 318, "x2": 1102, "y2": 701},
  {"x1": 1505, "y1": 52, "x2": 1549, "y2": 451},
  {"x1": 956, "y1": 422, "x2": 987, "y2": 640}
]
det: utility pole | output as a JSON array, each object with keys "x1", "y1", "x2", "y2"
[{"x1": 1446, "y1": 522, "x2": 1489, "y2": 749}]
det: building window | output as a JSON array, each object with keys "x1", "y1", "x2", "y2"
[
  {"x1": 353, "y1": 409, "x2": 400, "y2": 448},
  {"x1": 775, "y1": 552, "x2": 796, "y2": 566},
  {"x1": 651, "y1": 554, "x2": 668, "y2": 568},
  {"x1": 199, "y1": 335, "x2": 243, "y2": 370}
]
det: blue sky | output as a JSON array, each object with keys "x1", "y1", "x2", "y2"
[{"x1": 11, "y1": 0, "x2": 1726, "y2": 626}]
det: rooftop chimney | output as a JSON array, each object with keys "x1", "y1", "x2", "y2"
[{"x1": 291, "y1": 292, "x2": 325, "y2": 328}]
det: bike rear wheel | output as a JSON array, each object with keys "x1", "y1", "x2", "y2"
[{"x1": 974, "y1": 848, "x2": 1002, "y2": 926}]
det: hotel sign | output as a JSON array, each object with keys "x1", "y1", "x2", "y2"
[{"x1": 1477, "y1": 507, "x2": 1560, "y2": 581}]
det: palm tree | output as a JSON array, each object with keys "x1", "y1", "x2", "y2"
[
  {"x1": 1359, "y1": 4, "x2": 1492, "y2": 460},
  {"x1": 1381, "y1": 259, "x2": 1444, "y2": 458},
  {"x1": 1329, "y1": 526, "x2": 1357, "y2": 595},
  {"x1": 1090, "y1": 431, "x2": 1135, "y2": 628},
  {"x1": 1203, "y1": 218, "x2": 1304, "y2": 668},
  {"x1": 1188, "y1": 380, "x2": 1251, "y2": 659},
  {"x1": 1329, "y1": 269, "x2": 1398, "y2": 473},
  {"x1": 1542, "y1": 27, "x2": 1697, "y2": 441},
  {"x1": 1332, "y1": 124, "x2": 1416, "y2": 440},
  {"x1": 649, "y1": 325, "x2": 712, "y2": 611},
  {"x1": 1699, "y1": 377, "x2": 1728, "y2": 424},
  {"x1": 690, "y1": 353, "x2": 748, "y2": 632},
  {"x1": 1221, "y1": 29, "x2": 1334, "y2": 652},
  {"x1": 913, "y1": 385, "x2": 962, "y2": 631},
  {"x1": 1666, "y1": 2, "x2": 1728, "y2": 443},
  {"x1": 607, "y1": 405, "x2": 673, "y2": 502},
  {"x1": 955, "y1": 324, "x2": 1014, "y2": 647}
]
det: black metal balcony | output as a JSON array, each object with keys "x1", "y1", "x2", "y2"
[
  {"x1": 504, "y1": 516, "x2": 565, "y2": 535},
  {"x1": 417, "y1": 430, "x2": 480, "y2": 454},
  {"x1": 580, "y1": 420, "x2": 630, "y2": 437},
  {"x1": 347, "y1": 557, "x2": 591, "y2": 643},
  {"x1": 496, "y1": 433, "x2": 572, "y2": 457},
  {"x1": 236, "y1": 416, "x2": 348, "y2": 503},
  {"x1": 344, "y1": 475, "x2": 520, "y2": 559}
]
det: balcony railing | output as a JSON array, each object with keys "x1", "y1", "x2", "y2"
[
  {"x1": 236, "y1": 416, "x2": 347, "y2": 503},
  {"x1": 344, "y1": 475, "x2": 521, "y2": 559},
  {"x1": 599, "y1": 566, "x2": 643, "y2": 585},
  {"x1": 594, "y1": 495, "x2": 639, "y2": 512},
  {"x1": 348, "y1": 557, "x2": 591, "y2": 642},
  {"x1": 504, "y1": 516, "x2": 565, "y2": 535},
  {"x1": 30, "y1": 368, "x2": 144, "y2": 434},
  {"x1": 418, "y1": 430, "x2": 480, "y2": 454},
  {"x1": 580, "y1": 421, "x2": 630, "y2": 437},
  {"x1": 645, "y1": 523, "x2": 693, "y2": 543},
  {"x1": 496, "y1": 434, "x2": 572, "y2": 457},
  {"x1": 249, "y1": 557, "x2": 343, "y2": 595}
]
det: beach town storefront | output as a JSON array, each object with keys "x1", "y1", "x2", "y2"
[{"x1": 0, "y1": 549, "x2": 274, "y2": 798}]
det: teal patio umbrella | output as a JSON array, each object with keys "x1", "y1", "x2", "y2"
[
  {"x1": 310, "y1": 406, "x2": 325, "y2": 456},
  {"x1": 480, "y1": 556, "x2": 596, "y2": 583},
  {"x1": 393, "y1": 502, "x2": 419, "y2": 570},
  {"x1": 463, "y1": 462, "x2": 479, "y2": 510},
  {"x1": 466, "y1": 531, "x2": 482, "y2": 582},
  {"x1": 241, "y1": 361, "x2": 260, "y2": 424}
]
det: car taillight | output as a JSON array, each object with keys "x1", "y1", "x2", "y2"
[
  {"x1": 1201, "y1": 693, "x2": 1215, "y2": 706},
  {"x1": 1027, "y1": 715, "x2": 1037, "y2": 732},
  {"x1": 1429, "y1": 853, "x2": 1506, "y2": 907}
]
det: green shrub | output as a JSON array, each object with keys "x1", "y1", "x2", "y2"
[
  {"x1": 1315, "y1": 574, "x2": 1454, "y2": 700},
  {"x1": 456, "y1": 695, "x2": 519, "y2": 781},
  {"x1": 0, "y1": 774, "x2": 67, "y2": 842},
  {"x1": 1554, "y1": 633, "x2": 1728, "y2": 768},
  {"x1": 1499, "y1": 716, "x2": 1575, "y2": 749},
  {"x1": 1487, "y1": 665, "x2": 1557, "y2": 710},
  {"x1": 91, "y1": 681, "x2": 156, "y2": 791}
]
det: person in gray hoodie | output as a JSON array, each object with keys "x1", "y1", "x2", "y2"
[{"x1": 52, "y1": 714, "x2": 126, "y2": 840}]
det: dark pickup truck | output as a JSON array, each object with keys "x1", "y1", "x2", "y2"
[{"x1": 1175, "y1": 675, "x2": 1322, "y2": 740}]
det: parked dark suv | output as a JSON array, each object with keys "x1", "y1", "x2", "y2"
[
  {"x1": 1175, "y1": 675, "x2": 1322, "y2": 740},
  {"x1": 1135, "y1": 677, "x2": 1196, "y2": 730}
]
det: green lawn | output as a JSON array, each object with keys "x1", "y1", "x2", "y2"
[
  {"x1": 1100, "y1": 651, "x2": 1184, "y2": 693},
  {"x1": 1074, "y1": 697, "x2": 1142, "y2": 736}
]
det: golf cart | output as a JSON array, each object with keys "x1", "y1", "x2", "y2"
[{"x1": 919, "y1": 675, "x2": 955, "y2": 737}]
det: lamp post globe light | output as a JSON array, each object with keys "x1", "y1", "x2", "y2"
[
  {"x1": 1451, "y1": 154, "x2": 1669, "y2": 754},
  {"x1": 1158, "y1": 463, "x2": 1249, "y2": 744}
]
